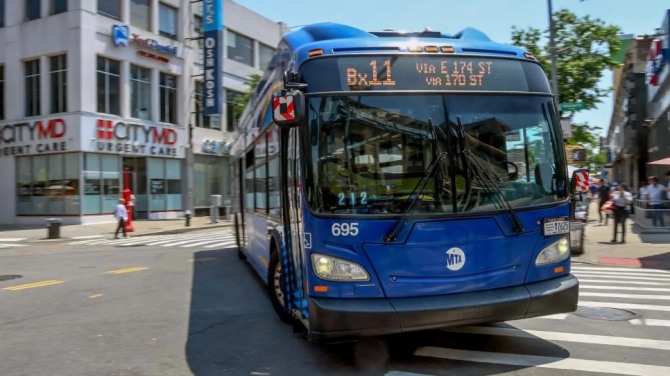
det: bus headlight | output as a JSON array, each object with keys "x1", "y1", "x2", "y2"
[
  {"x1": 535, "y1": 236, "x2": 570, "y2": 266},
  {"x1": 311, "y1": 253, "x2": 370, "y2": 281}
]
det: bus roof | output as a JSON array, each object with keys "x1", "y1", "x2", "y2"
[{"x1": 283, "y1": 23, "x2": 530, "y2": 64}]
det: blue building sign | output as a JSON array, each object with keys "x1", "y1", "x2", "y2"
[{"x1": 203, "y1": 0, "x2": 223, "y2": 116}]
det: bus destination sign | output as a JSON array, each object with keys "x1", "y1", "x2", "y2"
[{"x1": 301, "y1": 56, "x2": 551, "y2": 93}]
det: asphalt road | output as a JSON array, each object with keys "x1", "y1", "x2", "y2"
[{"x1": 1, "y1": 229, "x2": 669, "y2": 376}]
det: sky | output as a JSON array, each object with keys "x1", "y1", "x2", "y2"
[{"x1": 235, "y1": 0, "x2": 669, "y2": 136}]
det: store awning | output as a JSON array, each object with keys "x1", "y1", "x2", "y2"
[{"x1": 647, "y1": 157, "x2": 670, "y2": 165}]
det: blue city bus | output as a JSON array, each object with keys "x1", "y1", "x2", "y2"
[{"x1": 230, "y1": 23, "x2": 583, "y2": 343}]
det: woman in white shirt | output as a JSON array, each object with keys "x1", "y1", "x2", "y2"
[{"x1": 611, "y1": 184, "x2": 633, "y2": 243}]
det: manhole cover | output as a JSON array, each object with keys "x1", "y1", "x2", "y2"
[
  {"x1": 0, "y1": 275, "x2": 22, "y2": 282},
  {"x1": 575, "y1": 307, "x2": 637, "y2": 321}
]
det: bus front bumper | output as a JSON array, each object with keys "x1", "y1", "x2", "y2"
[{"x1": 307, "y1": 274, "x2": 578, "y2": 343}]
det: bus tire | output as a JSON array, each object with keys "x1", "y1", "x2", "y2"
[{"x1": 269, "y1": 245, "x2": 292, "y2": 324}]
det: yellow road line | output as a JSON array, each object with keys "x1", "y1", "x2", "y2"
[
  {"x1": 3, "y1": 280, "x2": 64, "y2": 291},
  {"x1": 89, "y1": 294, "x2": 103, "y2": 298},
  {"x1": 104, "y1": 267, "x2": 149, "y2": 275}
]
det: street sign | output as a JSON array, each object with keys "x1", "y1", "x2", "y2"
[{"x1": 560, "y1": 102, "x2": 586, "y2": 111}]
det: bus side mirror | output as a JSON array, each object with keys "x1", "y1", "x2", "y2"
[
  {"x1": 272, "y1": 90, "x2": 305, "y2": 128},
  {"x1": 570, "y1": 168, "x2": 589, "y2": 195}
]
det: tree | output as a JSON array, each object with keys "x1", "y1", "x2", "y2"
[
  {"x1": 233, "y1": 73, "x2": 262, "y2": 120},
  {"x1": 512, "y1": 9, "x2": 620, "y2": 166},
  {"x1": 512, "y1": 9, "x2": 622, "y2": 111}
]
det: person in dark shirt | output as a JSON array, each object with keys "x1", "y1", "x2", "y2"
[{"x1": 597, "y1": 179, "x2": 611, "y2": 224}]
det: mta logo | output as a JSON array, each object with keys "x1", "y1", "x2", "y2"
[
  {"x1": 446, "y1": 248, "x2": 466, "y2": 271},
  {"x1": 97, "y1": 119, "x2": 114, "y2": 140},
  {"x1": 112, "y1": 25, "x2": 130, "y2": 47}
]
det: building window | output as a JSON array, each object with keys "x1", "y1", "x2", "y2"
[
  {"x1": 26, "y1": 0, "x2": 41, "y2": 20},
  {"x1": 130, "y1": 0, "x2": 150, "y2": 30},
  {"x1": 96, "y1": 56, "x2": 121, "y2": 115},
  {"x1": 25, "y1": 59, "x2": 40, "y2": 117},
  {"x1": 194, "y1": 81, "x2": 212, "y2": 129},
  {"x1": 227, "y1": 30, "x2": 254, "y2": 66},
  {"x1": 98, "y1": 0, "x2": 120, "y2": 20},
  {"x1": 259, "y1": 44, "x2": 274, "y2": 70},
  {"x1": 0, "y1": 0, "x2": 5, "y2": 27},
  {"x1": 0, "y1": 65, "x2": 4, "y2": 120},
  {"x1": 193, "y1": 15, "x2": 203, "y2": 63},
  {"x1": 130, "y1": 64, "x2": 151, "y2": 120},
  {"x1": 17, "y1": 154, "x2": 81, "y2": 216},
  {"x1": 49, "y1": 0, "x2": 67, "y2": 15},
  {"x1": 226, "y1": 90, "x2": 243, "y2": 132},
  {"x1": 159, "y1": 73, "x2": 177, "y2": 124},
  {"x1": 50, "y1": 55, "x2": 67, "y2": 114},
  {"x1": 159, "y1": 3, "x2": 177, "y2": 39}
]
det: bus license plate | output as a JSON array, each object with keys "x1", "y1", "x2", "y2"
[{"x1": 543, "y1": 217, "x2": 570, "y2": 236}]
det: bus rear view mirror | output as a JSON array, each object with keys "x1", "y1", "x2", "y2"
[
  {"x1": 570, "y1": 168, "x2": 589, "y2": 195},
  {"x1": 272, "y1": 90, "x2": 305, "y2": 127}
]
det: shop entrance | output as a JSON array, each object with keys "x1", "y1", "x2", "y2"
[{"x1": 122, "y1": 157, "x2": 148, "y2": 219}]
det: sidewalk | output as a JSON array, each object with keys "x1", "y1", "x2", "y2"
[
  {"x1": 572, "y1": 199, "x2": 670, "y2": 269},
  {"x1": 0, "y1": 216, "x2": 233, "y2": 242}
]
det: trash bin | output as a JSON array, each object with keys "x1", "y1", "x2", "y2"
[
  {"x1": 46, "y1": 218, "x2": 62, "y2": 239},
  {"x1": 569, "y1": 221, "x2": 585, "y2": 256}
]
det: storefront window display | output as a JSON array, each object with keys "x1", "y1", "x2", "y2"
[
  {"x1": 148, "y1": 158, "x2": 182, "y2": 212},
  {"x1": 193, "y1": 155, "x2": 229, "y2": 208},
  {"x1": 83, "y1": 153, "x2": 121, "y2": 214},
  {"x1": 16, "y1": 153, "x2": 80, "y2": 216}
]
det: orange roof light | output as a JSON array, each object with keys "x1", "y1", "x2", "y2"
[
  {"x1": 524, "y1": 52, "x2": 536, "y2": 60},
  {"x1": 440, "y1": 46, "x2": 455, "y2": 53},
  {"x1": 308, "y1": 49, "x2": 324, "y2": 57},
  {"x1": 424, "y1": 46, "x2": 439, "y2": 53},
  {"x1": 408, "y1": 46, "x2": 423, "y2": 53}
]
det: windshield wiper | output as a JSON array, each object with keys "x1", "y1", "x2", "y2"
[
  {"x1": 384, "y1": 118, "x2": 446, "y2": 242},
  {"x1": 456, "y1": 116, "x2": 524, "y2": 234}
]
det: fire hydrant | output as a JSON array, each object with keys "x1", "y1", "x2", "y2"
[{"x1": 185, "y1": 210, "x2": 192, "y2": 227}]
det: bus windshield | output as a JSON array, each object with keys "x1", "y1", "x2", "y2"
[{"x1": 304, "y1": 94, "x2": 567, "y2": 215}]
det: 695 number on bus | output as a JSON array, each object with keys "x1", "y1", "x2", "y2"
[{"x1": 331, "y1": 223, "x2": 359, "y2": 237}]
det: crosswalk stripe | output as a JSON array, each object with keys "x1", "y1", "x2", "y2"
[
  {"x1": 0, "y1": 243, "x2": 27, "y2": 248},
  {"x1": 579, "y1": 300, "x2": 670, "y2": 312},
  {"x1": 575, "y1": 273, "x2": 670, "y2": 282},
  {"x1": 574, "y1": 270, "x2": 670, "y2": 279},
  {"x1": 580, "y1": 284, "x2": 670, "y2": 292},
  {"x1": 414, "y1": 347, "x2": 670, "y2": 376},
  {"x1": 443, "y1": 326, "x2": 670, "y2": 350},
  {"x1": 580, "y1": 292, "x2": 670, "y2": 301},
  {"x1": 204, "y1": 241, "x2": 237, "y2": 249},
  {"x1": 385, "y1": 372, "x2": 434, "y2": 376},
  {"x1": 573, "y1": 266, "x2": 670, "y2": 274},
  {"x1": 629, "y1": 318, "x2": 670, "y2": 327},
  {"x1": 578, "y1": 278, "x2": 665, "y2": 286},
  {"x1": 0, "y1": 238, "x2": 27, "y2": 242}
]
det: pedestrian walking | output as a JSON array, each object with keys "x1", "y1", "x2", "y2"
[
  {"x1": 647, "y1": 176, "x2": 666, "y2": 227},
  {"x1": 114, "y1": 198, "x2": 129, "y2": 239},
  {"x1": 597, "y1": 179, "x2": 611, "y2": 225},
  {"x1": 611, "y1": 184, "x2": 633, "y2": 243}
]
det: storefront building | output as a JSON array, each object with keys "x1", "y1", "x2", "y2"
[
  {"x1": 646, "y1": 9, "x2": 670, "y2": 178},
  {"x1": 0, "y1": 1, "x2": 282, "y2": 224}
]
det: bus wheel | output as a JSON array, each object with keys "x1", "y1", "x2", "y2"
[{"x1": 269, "y1": 247, "x2": 292, "y2": 323}]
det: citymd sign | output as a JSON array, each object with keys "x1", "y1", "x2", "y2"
[
  {"x1": 1, "y1": 118, "x2": 69, "y2": 156},
  {"x1": 203, "y1": 0, "x2": 223, "y2": 116},
  {"x1": 88, "y1": 118, "x2": 184, "y2": 158}
]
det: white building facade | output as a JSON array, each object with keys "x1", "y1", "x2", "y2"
[{"x1": 0, "y1": 0, "x2": 284, "y2": 225}]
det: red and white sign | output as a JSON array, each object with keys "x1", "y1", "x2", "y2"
[
  {"x1": 83, "y1": 117, "x2": 185, "y2": 158},
  {"x1": 0, "y1": 117, "x2": 70, "y2": 157},
  {"x1": 273, "y1": 95, "x2": 295, "y2": 122},
  {"x1": 645, "y1": 38, "x2": 664, "y2": 86},
  {"x1": 573, "y1": 170, "x2": 589, "y2": 193}
]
